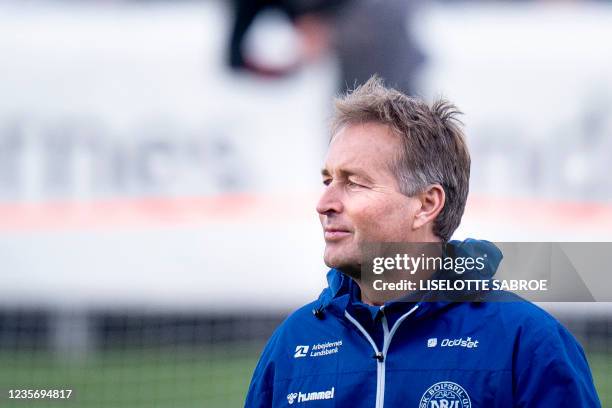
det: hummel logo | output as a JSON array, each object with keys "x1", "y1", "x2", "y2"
[
  {"x1": 287, "y1": 392, "x2": 298, "y2": 404},
  {"x1": 286, "y1": 387, "x2": 335, "y2": 404},
  {"x1": 294, "y1": 345, "x2": 309, "y2": 358}
]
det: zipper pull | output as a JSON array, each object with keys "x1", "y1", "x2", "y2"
[{"x1": 373, "y1": 352, "x2": 384, "y2": 362}]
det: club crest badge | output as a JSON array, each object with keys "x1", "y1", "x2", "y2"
[{"x1": 419, "y1": 381, "x2": 471, "y2": 408}]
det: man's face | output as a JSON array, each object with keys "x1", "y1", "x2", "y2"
[{"x1": 317, "y1": 122, "x2": 421, "y2": 272}]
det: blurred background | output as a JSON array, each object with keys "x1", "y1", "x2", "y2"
[{"x1": 0, "y1": 0, "x2": 611, "y2": 406}]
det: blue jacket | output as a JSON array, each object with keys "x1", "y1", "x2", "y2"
[{"x1": 245, "y1": 239, "x2": 601, "y2": 407}]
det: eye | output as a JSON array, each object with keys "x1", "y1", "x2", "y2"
[
  {"x1": 322, "y1": 178, "x2": 332, "y2": 186},
  {"x1": 347, "y1": 180, "x2": 365, "y2": 188}
]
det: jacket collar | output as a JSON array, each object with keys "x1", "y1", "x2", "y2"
[{"x1": 313, "y1": 239, "x2": 503, "y2": 322}]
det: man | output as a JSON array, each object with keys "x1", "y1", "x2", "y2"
[{"x1": 245, "y1": 77, "x2": 601, "y2": 407}]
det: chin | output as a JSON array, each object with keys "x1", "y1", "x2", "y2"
[
  {"x1": 323, "y1": 250, "x2": 347, "y2": 268},
  {"x1": 323, "y1": 255, "x2": 340, "y2": 269},
  {"x1": 324, "y1": 254, "x2": 361, "y2": 279}
]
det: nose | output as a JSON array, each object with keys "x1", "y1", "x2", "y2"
[{"x1": 316, "y1": 182, "x2": 343, "y2": 216}]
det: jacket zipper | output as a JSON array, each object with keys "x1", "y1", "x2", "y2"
[{"x1": 345, "y1": 304, "x2": 419, "y2": 408}]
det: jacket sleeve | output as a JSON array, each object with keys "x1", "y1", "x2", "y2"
[
  {"x1": 244, "y1": 328, "x2": 281, "y2": 408},
  {"x1": 513, "y1": 316, "x2": 601, "y2": 407}
]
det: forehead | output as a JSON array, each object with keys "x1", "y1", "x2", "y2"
[{"x1": 325, "y1": 122, "x2": 401, "y2": 171}]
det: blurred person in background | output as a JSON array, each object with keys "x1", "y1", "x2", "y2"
[
  {"x1": 244, "y1": 77, "x2": 601, "y2": 407},
  {"x1": 227, "y1": 0, "x2": 425, "y2": 95}
]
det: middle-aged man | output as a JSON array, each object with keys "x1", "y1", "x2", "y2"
[{"x1": 245, "y1": 77, "x2": 601, "y2": 407}]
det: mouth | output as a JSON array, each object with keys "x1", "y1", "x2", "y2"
[{"x1": 324, "y1": 227, "x2": 352, "y2": 241}]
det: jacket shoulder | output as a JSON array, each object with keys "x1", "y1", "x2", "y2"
[
  {"x1": 274, "y1": 299, "x2": 324, "y2": 333},
  {"x1": 478, "y1": 290, "x2": 565, "y2": 329}
]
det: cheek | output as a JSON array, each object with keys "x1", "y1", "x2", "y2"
[
  {"x1": 348, "y1": 199, "x2": 394, "y2": 237},
  {"x1": 350, "y1": 197, "x2": 416, "y2": 241},
  {"x1": 386, "y1": 210, "x2": 415, "y2": 238}
]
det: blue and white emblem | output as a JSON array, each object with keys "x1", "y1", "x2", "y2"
[
  {"x1": 419, "y1": 381, "x2": 471, "y2": 408},
  {"x1": 287, "y1": 392, "x2": 298, "y2": 404}
]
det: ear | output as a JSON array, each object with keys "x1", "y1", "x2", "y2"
[{"x1": 412, "y1": 184, "x2": 445, "y2": 231}]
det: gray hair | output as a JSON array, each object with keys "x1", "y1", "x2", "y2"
[{"x1": 331, "y1": 76, "x2": 470, "y2": 242}]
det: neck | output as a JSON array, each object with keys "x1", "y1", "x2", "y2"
[
  {"x1": 357, "y1": 285, "x2": 387, "y2": 306},
  {"x1": 353, "y1": 237, "x2": 444, "y2": 306},
  {"x1": 355, "y1": 269, "x2": 437, "y2": 306}
]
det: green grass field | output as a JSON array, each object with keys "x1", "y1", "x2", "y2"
[
  {"x1": 0, "y1": 344, "x2": 260, "y2": 408},
  {"x1": 0, "y1": 347, "x2": 609, "y2": 407}
]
